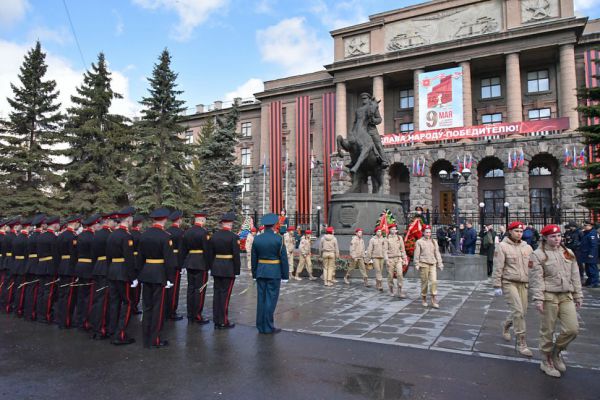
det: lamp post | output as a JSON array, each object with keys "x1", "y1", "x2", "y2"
[
  {"x1": 316, "y1": 206, "x2": 322, "y2": 237},
  {"x1": 504, "y1": 201, "x2": 510, "y2": 229},
  {"x1": 438, "y1": 168, "x2": 472, "y2": 255},
  {"x1": 479, "y1": 202, "x2": 485, "y2": 233}
]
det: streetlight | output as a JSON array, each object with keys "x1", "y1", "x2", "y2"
[
  {"x1": 504, "y1": 201, "x2": 510, "y2": 228},
  {"x1": 316, "y1": 206, "x2": 322, "y2": 236},
  {"x1": 438, "y1": 168, "x2": 472, "y2": 255},
  {"x1": 479, "y1": 202, "x2": 485, "y2": 232}
]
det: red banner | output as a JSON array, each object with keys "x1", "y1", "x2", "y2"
[{"x1": 382, "y1": 117, "x2": 570, "y2": 146}]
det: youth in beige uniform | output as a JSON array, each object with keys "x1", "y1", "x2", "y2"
[
  {"x1": 367, "y1": 229, "x2": 386, "y2": 291},
  {"x1": 245, "y1": 228, "x2": 256, "y2": 270},
  {"x1": 346, "y1": 228, "x2": 369, "y2": 287},
  {"x1": 492, "y1": 221, "x2": 534, "y2": 357},
  {"x1": 295, "y1": 230, "x2": 316, "y2": 280},
  {"x1": 385, "y1": 224, "x2": 408, "y2": 298},
  {"x1": 530, "y1": 224, "x2": 583, "y2": 378},
  {"x1": 319, "y1": 227, "x2": 339, "y2": 286},
  {"x1": 413, "y1": 226, "x2": 443, "y2": 308},
  {"x1": 283, "y1": 227, "x2": 296, "y2": 276}
]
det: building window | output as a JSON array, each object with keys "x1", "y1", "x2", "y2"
[
  {"x1": 530, "y1": 188, "x2": 552, "y2": 213},
  {"x1": 400, "y1": 123, "x2": 414, "y2": 133},
  {"x1": 484, "y1": 190, "x2": 505, "y2": 214},
  {"x1": 484, "y1": 168, "x2": 504, "y2": 178},
  {"x1": 481, "y1": 77, "x2": 501, "y2": 99},
  {"x1": 309, "y1": 103, "x2": 314, "y2": 121},
  {"x1": 282, "y1": 107, "x2": 287, "y2": 128},
  {"x1": 241, "y1": 148, "x2": 251, "y2": 166},
  {"x1": 530, "y1": 166, "x2": 552, "y2": 176},
  {"x1": 400, "y1": 89, "x2": 414, "y2": 109},
  {"x1": 241, "y1": 176, "x2": 251, "y2": 193},
  {"x1": 185, "y1": 130, "x2": 194, "y2": 144},
  {"x1": 482, "y1": 113, "x2": 502, "y2": 124},
  {"x1": 241, "y1": 122, "x2": 251, "y2": 137},
  {"x1": 528, "y1": 108, "x2": 551, "y2": 121},
  {"x1": 527, "y1": 70, "x2": 549, "y2": 93}
]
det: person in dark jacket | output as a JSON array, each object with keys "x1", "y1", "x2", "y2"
[
  {"x1": 11, "y1": 218, "x2": 31, "y2": 316},
  {"x1": 180, "y1": 211, "x2": 212, "y2": 324},
  {"x1": 564, "y1": 222, "x2": 583, "y2": 280},
  {"x1": 73, "y1": 214, "x2": 101, "y2": 331},
  {"x1": 55, "y1": 215, "x2": 81, "y2": 329},
  {"x1": 106, "y1": 206, "x2": 137, "y2": 345},
  {"x1": 208, "y1": 212, "x2": 241, "y2": 330},
  {"x1": 24, "y1": 214, "x2": 45, "y2": 321},
  {"x1": 522, "y1": 223, "x2": 540, "y2": 250},
  {"x1": 165, "y1": 210, "x2": 185, "y2": 321},
  {"x1": 437, "y1": 226, "x2": 448, "y2": 254},
  {"x1": 130, "y1": 214, "x2": 144, "y2": 315},
  {"x1": 480, "y1": 224, "x2": 496, "y2": 276},
  {"x1": 463, "y1": 222, "x2": 477, "y2": 255},
  {"x1": 579, "y1": 221, "x2": 599, "y2": 288},
  {"x1": 35, "y1": 216, "x2": 61, "y2": 324},
  {"x1": 138, "y1": 207, "x2": 176, "y2": 348},
  {"x1": 251, "y1": 213, "x2": 289, "y2": 334}
]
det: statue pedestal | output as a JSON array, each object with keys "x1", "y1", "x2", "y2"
[{"x1": 329, "y1": 193, "x2": 405, "y2": 236}]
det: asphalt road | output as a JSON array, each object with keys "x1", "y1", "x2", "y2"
[{"x1": 1, "y1": 315, "x2": 598, "y2": 400}]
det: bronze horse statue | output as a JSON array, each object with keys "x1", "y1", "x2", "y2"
[{"x1": 336, "y1": 96, "x2": 386, "y2": 194}]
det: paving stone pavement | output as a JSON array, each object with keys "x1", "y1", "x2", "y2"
[{"x1": 175, "y1": 263, "x2": 600, "y2": 371}]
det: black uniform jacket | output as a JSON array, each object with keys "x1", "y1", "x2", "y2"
[
  {"x1": 13, "y1": 232, "x2": 29, "y2": 275},
  {"x1": 208, "y1": 229, "x2": 241, "y2": 278},
  {"x1": 166, "y1": 225, "x2": 185, "y2": 269},
  {"x1": 137, "y1": 226, "x2": 176, "y2": 285},
  {"x1": 91, "y1": 227, "x2": 112, "y2": 277},
  {"x1": 106, "y1": 227, "x2": 136, "y2": 282},
  {"x1": 57, "y1": 228, "x2": 78, "y2": 276},
  {"x1": 36, "y1": 230, "x2": 60, "y2": 276},
  {"x1": 75, "y1": 229, "x2": 95, "y2": 279},
  {"x1": 180, "y1": 225, "x2": 211, "y2": 271},
  {"x1": 26, "y1": 230, "x2": 41, "y2": 275}
]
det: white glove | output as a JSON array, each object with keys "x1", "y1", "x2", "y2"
[
  {"x1": 165, "y1": 280, "x2": 174, "y2": 289},
  {"x1": 282, "y1": 279, "x2": 289, "y2": 283},
  {"x1": 494, "y1": 288, "x2": 503, "y2": 297},
  {"x1": 438, "y1": 264, "x2": 444, "y2": 271},
  {"x1": 130, "y1": 279, "x2": 139, "y2": 288},
  {"x1": 181, "y1": 269, "x2": 187, "y2": 275}
]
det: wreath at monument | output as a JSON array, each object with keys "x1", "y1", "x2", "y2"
[
  {"x1": 373, "y1": 209, "x2": 397, "y2": 235},
  {"x1": 404, "y1": 211, "x2": 427, "y2": 274}
]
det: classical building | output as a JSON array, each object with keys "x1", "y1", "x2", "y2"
[{"x1": 181, "y1": 0, "x2": 600, "y2": 225}]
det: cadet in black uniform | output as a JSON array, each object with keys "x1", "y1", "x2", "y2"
[
  {"x1": 74, "y1": 214, "x2": 101, "y2": 331},
  {"x1": 165, "y1": 210, "x2": 184, "y2": 321},
  {"x1": 209, "y1": 212, "x2": 241, "y2": 329},
  {"x1": 3, "y1": 217, "x2": 21, "y2": 313},
  {"x1": 137, "y1": 207, "x2": 176, "y2": 348},
  {"x1": 23, "y1": 214, "x2": 45, "y2": 321},
  {"x1": 130, "y1": 214, "x2": 144, "y2": 315},
  {"x1": 55, "y1": 215, "x2": 81, "y2": 328},
  {"x1": 0, "y1": 219, "x2": 8, "y2": 308},
  {"x1": 180, "y1": 211, "x2": 211, "y2": 324},
  {"x1": 90, "y1": 213, "x2": 117, "y2": 339},
  {"x1": 35, "y1": 216, "x2": 61, "y2": 324},
  {"x1": 107, "y1": 206, "x2": 137, "y2": 345},
  {"x1": 12, "y1": 217, "x2": 32, "y2": 316}
]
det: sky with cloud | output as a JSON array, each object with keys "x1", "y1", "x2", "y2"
[{"x1": 1, "y1": 0, "x2": 599, "y2": 119}]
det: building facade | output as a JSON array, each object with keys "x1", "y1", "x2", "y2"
[{"x1": 182, "y1": 0, "x2": 600, "y2": 224}]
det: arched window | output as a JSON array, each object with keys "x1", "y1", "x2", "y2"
[
  {"x1": 478, "y1": 157, "x2": 505, "y2": 215},
  {"x1": 529, "y1": 154, "x2": 558, "y2": 214}
]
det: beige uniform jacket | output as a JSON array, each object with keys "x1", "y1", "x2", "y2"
[
  {"x1": 245, "y1": 233, "x2": 254, "y2": 253},
  {"x1": 386, "y1": 234, "x2": 408, "y2": 264},
  {"x1": 414, "y1": 238, "x2": 442, "y2": 267},
  {"x1": 529, "y1": 246, "x2": 583, "y2": 303},
  {"x1": 283, "y1": 232, "x2": 295, "y2": 254},
  {"x1": 367, "y1": 236, "x2": 386, "y2": 259},
  {"x1": 319, "y1": 234, "x2": 339, "y2": 258},
  {"x1": 492, "y1": 237, "x2": 533, "y2": 287},
  {"x1": 299, "y1": 236, "x2": 312, "y2": 256},
  {"x1": 350, "y1": 236, "x2": 365, "y2": 259}
]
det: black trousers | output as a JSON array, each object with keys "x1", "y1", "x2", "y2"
[
  {"x1": 212, "y1": 276, "x2": 235, "y2": 326},
  {"x1": 165, "y1": 269, "x2": 182, "y2": 318},
  {"x1": 4, "y1": 274, "x2": 18, "y2": 313},
  {"x1": 132, "y1": 285, "x2": 141, "y2": 311},
  {"x1": 74, "y1": 278, "x2": 95, "y2": 330},
  {"x1": 36, "y1": 275, "x2": 58, "y2": 323},
  {"x1": 13, "y1": 274, "x2": 27, "y2": 316},
  {"x1": 23, "y1": 275, "x2": 41, "y2": 320},
  {"x1": 90, "y1": 276, "x2": 110, "y2": 336},
  {"x1": 187, "y1": 269, "x2": 209, "y2": 320},
  {"x1": 109, "y1": 280, "x2": 134, "y2": 341},
  {"x1": 142, "y1": 283, "x2": 166, "y2": 347},
  {"x1": 0, "y1": 271, "x2": 6, "y2": 307},
  {"x1": 56, "y1": 276, "x2": 78, "y2": 328}
]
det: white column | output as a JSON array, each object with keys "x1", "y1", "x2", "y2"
[
  {"x1": 559, "y1": 44, "x2": 579, "y2": 130},
  {"x1": 373, "y1": 75, "x2": 385, "y2": 134},
  {"x1": 413, "y1": 69, "x2": 424, "y2": 131},
  {"x1": 460, "y1": 61, "x2": 473, "y2": 127},
  {"x1": 506, "y1": 53, "x2": 523, "y2": 123},
  {"x1": 335, "y1": 82, "x2": 347, "y2": 138}
]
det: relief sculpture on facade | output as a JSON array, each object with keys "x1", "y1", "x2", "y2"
[
  {"x1": 344, "y1": 34, "x2": 370, "y2": 58},
  {"x1": 521, "y1": 0, "x2": 559, "y2": 23}
]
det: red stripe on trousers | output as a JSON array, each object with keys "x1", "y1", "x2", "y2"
[
  {"x1": 31, "y1": 283, "x2": 39, "y2": 320},
  {"x1": 224, "y1": 278, "x2": 235, "y2": 325},
  {"x1": 198, "y1": 271, "x2": 207, "y2": 319},
  {"x1": 85, "y1": 283, "x2": 95, "y2": 329},
  {"x1": 156, "y1": 287, "x2": 166, "y2": 345},
  {"x1": 66, "y1": 277, "x2": 75, "y2": 327},
  {"x1": 171, "y1": 270, "x2": 180, "y2": 311},
  {"x1": 122, "y1": 282, "x2": 132, "y2": 341},
  {"x1": 100, "y1": 289, "x2": 109, "y2": 336}
]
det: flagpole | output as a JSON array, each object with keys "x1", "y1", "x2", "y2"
[
  {"x1": 262, "y1": 155, "x2": 266, "y2": 215},
  {"x1": 285, "y1": 150, "x2": 289, "y2": 212},
  {"x1": 310, "y1": 155, "x2": 313, "y2": 228}
]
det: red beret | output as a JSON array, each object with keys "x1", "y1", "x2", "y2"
[
  {"x1": 541, "y1": 224, "x2": 561, "y2": 236},
  {"x1": 507, "y1": 221, "x2": 524, "y2": 231},
  {"x1": 305, "y1": 230, "x2": 312, "y2": 234},
  {"x1": 389, "y1": 224, "x2": 397, "y2": 229},
  {"x1": 250, "y1": 227, "x2": 257, "y2": 233},
  {"x1": 423, "y1": 225, "x2": 431, "y2": 231},
  {"x1": 326, "y1": 227, "x2": 334, "y2": 234},
  {"x1": 355, "y1": 228, "x2": 363, "y2": 233},
  {"x1": 287, "y1": 226, "x2": 295, "y2": 231},
  {"x1": 259, "y1": 225, "x2": 265, "y2": 231}
]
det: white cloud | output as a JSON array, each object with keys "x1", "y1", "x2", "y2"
[
  {"x1": 224, "y1": 78, "x2": 264, "y2": 102},
  {"x1": 255, "y1": 0, "x2": 275, "y2": 14},
  {"x1": 309, "y1": 0, "x2": 368, "y2": 30},
  {"x1": 27, "y1": 26, "x2": 72, "y2": 46},
  {"x1": 113, "y1": 9, "x2": 124, "y2": 36},
  {"x1": 0, "y1": 0, "x2": 30, "y2": 28},
  {"x1": 132, "y1": 0, "x2": 228, "y2": 41},
  {"x1": 256, "y1": 17, "x2": 330, "y2": 75},
  {"x1": 0, "y1": 40, "x2": 139, "y2": 121}
]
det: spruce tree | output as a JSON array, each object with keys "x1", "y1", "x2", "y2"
[
  {"x1": 62, "y1": 52, "x2": 133, "y2": 214},
  {"x1": 130, "y1": 49, "x2": 195, "y2": 214},
  {"x1": 578, "y1": 62, "x2": 600, "y2": 211},
  {"x1": 197, "y1": 106, "x2": 241, "y2": 228},
  {"x1": 0, "y1": 41, "x2": 63, "y2": 214}
]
